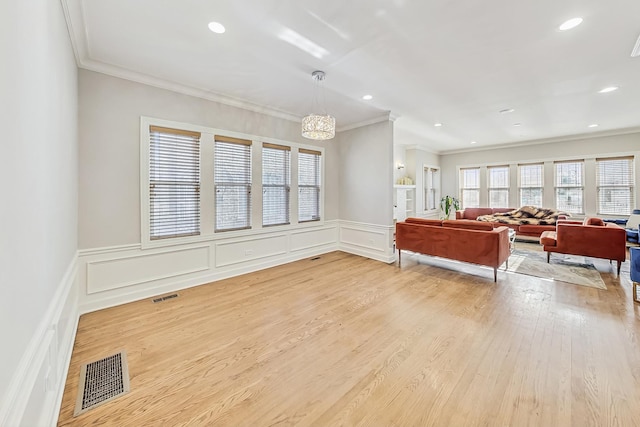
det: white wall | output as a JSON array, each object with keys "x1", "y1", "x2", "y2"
[
  {"x1": 439, "y1": 132, "x2": 640, "y2": 215},
  {"x1": 78, "y1": 70, "x2": 340, "y2": 249},
  {"x1": 0, "y1": 0, "x2": 79, "y2": 424},
  {"x1": 338, "y1": 120, "x2": 394, "y2": 225}
]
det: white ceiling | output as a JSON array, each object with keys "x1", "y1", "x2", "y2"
[{"x1": 62, "y1": 0, "x2": 640, "y2": 152}]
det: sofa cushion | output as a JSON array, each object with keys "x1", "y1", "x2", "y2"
[
  {"x1": 461, "y1": 208, "x2": 494, "y2": 220},
  {"x1": 518, "y1": 224, "x2": 556, "y2": 233},
  {"x1": 443, "y1": 219, "x2": 494, "y2": 231},
  {"x1": 540, "y1": 230, "x2": 557, "y2": 246},
  {"x1": 405, "y1": 218, "x2": 443, "y2": 226},
  {"x1": 583, "y1": 217, "x2": 605, "y2": 226}
]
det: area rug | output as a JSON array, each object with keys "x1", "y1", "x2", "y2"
[{"x1": 506, "y1": 249, "x2": 606, "y2": 289}]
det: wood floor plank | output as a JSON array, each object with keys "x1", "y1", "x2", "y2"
[{"x1": 58, "y1": 250, "x2": 640, "y2": 426}]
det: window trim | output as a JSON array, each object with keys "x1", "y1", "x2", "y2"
[
  {"x1": 554, "y1": 160, "x2": 585, "y2": 214},
  {"x1": 423, "y1": 165, "x2": 440, "y2": 212},
  {"x1": 518, "y1": 163, "x2": 544, "y2": 207},
  {"x1": 596, "y1": 156, "x2": 635, "y2": 215},
  {"x1": 140, "y1": 116, "x2": 325, "y2": 249},
  {"x1": 487, "y1": 165, "x2": 509, "y2": 208},
  {"x1": 460, "y1": 167, "x2": 481, "y2": 209},
  {"x1": 262, "y1": 143, "x2": 291, "y2": 227},
  {"x1": 298, "y1": 148, "x2": 322, "y2": 223}
]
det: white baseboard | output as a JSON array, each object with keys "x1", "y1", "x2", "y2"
[{"x1": 0, "y1": 254, "x2": 79, "y2": 427}]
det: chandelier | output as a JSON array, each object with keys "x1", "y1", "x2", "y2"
[{"x1": 302, "y1": 71, "x2": 336, "y2": 140}]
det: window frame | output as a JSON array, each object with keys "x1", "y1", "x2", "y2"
[
  {"x1": 262, "y1": 143, "x2": 291, "y2": 227},
  {"x1": 460, "y1": 167, "x2": 481, "y2": 209},
  {"x1": 140, "y1": 117, "x2": 325, "y2": 249},
  {"x1": 423, "y1": 165, "x2": 440, "y2": 212},
  {"x1": 596, "y1": 156, "x2": 635, "y2": 215},
  {"x1": 518, "y1": 163, "x2": 544, "y2": 207},
  {"x1": 554, "y1": 160, "x2": 585, "y2": 214},
  {"x1": 298, "y1": 148, "x2": 322, "y2": 223},
  {"x1": 214, "y1": 135, "x2": 253, "y2": 232},
  {"x1": 487, "y1": 165, "x2": 509, "y2": 208}
]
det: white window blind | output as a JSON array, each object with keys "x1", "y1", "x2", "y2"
[
  {"x1": 149, "y1": 126, "x2": 201, "y2": 240},
  {"x1": 424, "y1": 167, "x2": 440, "y2": 211},
  {"x1": 488, "y1": 165, "x2": 509, "y2": 208},
  {"x1": 555, "y1": 161, "x2": 584, "y2": 214},
  {"x1": 214, "y1": 135, "x2": 252, "y2": 231},
  {"x1": 298, "y1": 149, "x2": 321, "y2": 222},
  {"x1": 262, "y1": 143, "x2": 291, "y2": 226},
  {"x1": 460, "y1": 167, "x2": 480, "y2": 208},
  {"x1": 519, "y1": 163, "x2": 543, "y2": 207},
  {"x1": 597, "y1": 156, "x2": 635, "y2": 215}
]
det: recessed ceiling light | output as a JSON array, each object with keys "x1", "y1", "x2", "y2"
[
  {"x1": 434, "y1": 123, "x2": 443, "y2": 127},
  {"x1": 588, "y1": 124, "x2": 599, "y2": 128},
  {"x1": 499, "y1": 108, "x2": 515, "y2": 114},
  {"x1": 513, "y1": 123, "x2": 522, "y2": 127},
  {"x1": 559, "y1": 17, "x2": 583, "y2": 31},
  {"x1": 598, "y1": 86, "x2": 619, "y2": 93},
  {"x1": 362, "y1": 94, "x2": 373, "y2": 100},
  {"x1": 470, "y1": 141, "x2": 477, "y2": 144},
  {"x1": 208, "y1": 22, "x2": 226, "y2": 34}
]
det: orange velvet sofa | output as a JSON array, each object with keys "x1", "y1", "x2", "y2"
[
  {"x1": 540, "y1": 217, "x2": 627, "y2": 275},
  {"x1": 456, "y1": 207, "x2": 557, "y2": 237},
  {"x1": 396, "y1": 217, "x2": 511, "y2": 282}
]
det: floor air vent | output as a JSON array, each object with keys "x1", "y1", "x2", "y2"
[
  {"x1": 74, "y1": 351, "x2": 130, "y2": 416},
  {"x1": 152, "y1": 293, "x2": 178, "y2": 303}
]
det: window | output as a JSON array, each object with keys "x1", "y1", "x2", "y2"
[
  {"x1": 460, "y1": 167, "x2": 480, "y2": 208},
  {"x1": 214, "y1": 135, "x2": 252, "y2": 231},
  {"x1": 149, "y1": 126, "x2": 200, "y2": 240},
  {"x1": 555, "y1": 161, "x2": 584, "y2": 214},
  {"x1": 488, "y1": 166, "x2": 509, "y2": 208},
  {"x1": 262, "y1": 143, "x2": 291, "y2": 226},
  {"x1": 597, "y1": 156, "x2": 635, "y2": 215},
  {"x1": 424, "y1": 167, "x2": 440, "y2": 211},
  {"x1": 298, "y1": 149, "x2": 321, "y2": 222},
  {"x1": 519, "y1": 163, "x2": 543, "y2": 207}
]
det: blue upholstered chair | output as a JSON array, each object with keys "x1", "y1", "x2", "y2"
[
  {"x1": 630, "y1": 246, "x2": 640, "y2": 303},
  {"x1": 626, "y1": 209, "x2": 640, "y2": 244}
]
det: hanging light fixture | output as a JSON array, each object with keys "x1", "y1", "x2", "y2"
[{"x1": 302, "y1": 70, "x2": 336, "y2": 140}]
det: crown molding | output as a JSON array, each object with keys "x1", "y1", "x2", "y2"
[
  {"x1": 336, "y1": 112, "x2": 394, "y2": 132},
  {"x1": 439, "y1": 127, "x2": 640, "y2": 156},
  {"x1": 403, "y1": 144, "x2": 439, "y2": 155},
  {"x1": 80, "y1": 59, "x2": 304, "y2": 123}
]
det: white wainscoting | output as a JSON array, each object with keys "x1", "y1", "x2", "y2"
[
  {"x1": 338, "y1": 220, "x2": 396, "y2": 263},
  {"x1": 0, "y1": 255, "x2": 79, "y2": 427},
  {"x1": 78, "y1": 221, "x2": 340, "y2": 314}
]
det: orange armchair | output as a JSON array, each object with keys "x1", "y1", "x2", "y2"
[{"x1": 540, "y1": 217, "x2": 626, "y2": 275}]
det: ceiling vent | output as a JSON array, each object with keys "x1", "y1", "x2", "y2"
[{"x1": 632, "y1": 33, "x2": 640, "y2": 57}]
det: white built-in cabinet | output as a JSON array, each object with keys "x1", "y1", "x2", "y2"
[{"x1": 394, "y1": 185, "x2": 415, "y2": 222}]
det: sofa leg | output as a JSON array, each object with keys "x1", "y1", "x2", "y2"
[
  {"x1": 546, "y1": 252, "x2": 550, "y2": 263},
  {"x1": 398, "y1": 249, "x2": 401, "y2": 267},
  {"x1": 493, "y1": 267, "x2": 497, "y2": 282},
  {"x1": 617, "y1": 260, "x2": 621, "y2": 276}
]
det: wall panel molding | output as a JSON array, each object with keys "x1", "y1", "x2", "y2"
[
  {"x1": 0, "y1": 254, "x2": 79, "y2": 427},
  {"x1": 78, "y1": 221, "x2": 341, "y2": 314},
  {"x1": 338, "y1": 220, "x2": 395, "y2": 263}
]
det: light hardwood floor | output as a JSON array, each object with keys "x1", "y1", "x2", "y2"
[{"x1": 58, "y1": 250, "x2": 640, "y2": 426}]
